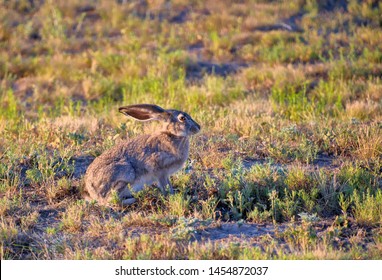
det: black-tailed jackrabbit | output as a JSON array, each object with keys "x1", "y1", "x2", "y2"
[{"x1": 84, "y1": 104, "x2": 201, "y2": 206}]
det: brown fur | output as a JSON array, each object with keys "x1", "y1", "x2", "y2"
[{"x1": 84, "y1": 104, "x2": 200, "y2": 206}]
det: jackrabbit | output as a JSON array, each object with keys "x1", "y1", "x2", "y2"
[{"x1": 84, "y1": 104, "x2": 201, "y2": 206}]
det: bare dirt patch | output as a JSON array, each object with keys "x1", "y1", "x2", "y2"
[
  {"x1": 194, "y1": 222, "x2": 282, "y2": 242},
  {"x1": 71, "y1": 155, "x2": 94, "y2": 179}
]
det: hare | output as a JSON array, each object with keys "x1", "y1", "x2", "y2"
[{"x1": 84, "y1": 104, "x2": 201, "y2": 206}]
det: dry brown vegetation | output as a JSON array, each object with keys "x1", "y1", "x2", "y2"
[{"x1": 0, "y1": 0, "x2": 381, "y2": 259}]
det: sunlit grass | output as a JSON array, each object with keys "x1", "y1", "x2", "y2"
[{"x1": 0, "y1": 0, "x2": 381, "y2": 260}]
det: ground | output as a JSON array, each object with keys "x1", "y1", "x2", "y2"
[{"x1": 0, "y1": 0, "x2": 381, "y2": 259}]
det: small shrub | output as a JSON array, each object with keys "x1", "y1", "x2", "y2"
[
  {"x1": 351, "y1": 190, "x2": 382, "y2": 226},
  {"x1": 199, "y1": 196, "x2": 219, "y2": 220},
  {"x1": 20, "y1": 211, "x2": 39, "y2": 231},
  {"x1": 285, "y1": 166, "x2": 313, "y2": 191},
  {"x1": 0, "y1": 218, "x2": 18, "y2": 245},
  {"x1": 168, "y1": 193, "x2": 191, "y2": 217},
  {"x1": 247, "y1": 207, "x2": 272, "y2": 223},
  {"x1": 60, "y1": 201, "x2": 87, "y2": 233}
]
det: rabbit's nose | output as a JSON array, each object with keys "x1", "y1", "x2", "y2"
[{"x1": 191, "y1": 122, "x2": 201, "y2": 133}]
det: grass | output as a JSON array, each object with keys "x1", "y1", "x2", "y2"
[{"x1": 0, "y1": 0, "x2": 382, "y2": 260}]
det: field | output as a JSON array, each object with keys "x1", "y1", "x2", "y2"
[{"x1": 1, "y1": 0, "x2": 382, "y2": 260}]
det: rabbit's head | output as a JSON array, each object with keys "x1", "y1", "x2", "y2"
[{"x1": 119, "y1": 104, "x2": 201, "y2": 137}]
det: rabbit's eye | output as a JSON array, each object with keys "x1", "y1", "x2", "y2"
[{"x1": 178, "y1": 115, "x2": 186, "y2": 122}]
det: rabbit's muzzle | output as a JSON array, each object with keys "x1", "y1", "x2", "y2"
[{"x1": 190, "y1": 121, "x2": 201, "y2": 134}]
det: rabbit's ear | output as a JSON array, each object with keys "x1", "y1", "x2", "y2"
[{"x1": 119, "y1": 104, "x2": 169, "y2": 121}]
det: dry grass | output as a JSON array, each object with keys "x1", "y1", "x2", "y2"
[{"x1": 1, "y1": 0, "x2": 381, "y2": 260}]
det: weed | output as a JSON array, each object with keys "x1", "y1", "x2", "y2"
[
  {"x1": 123, "y1": 234, "x2": 179, "y2": 260},
  {"x1": 168, "y1": 193, "x2": 191, "y2": 217},
  {"x1": 20, "y1": 211, "x2": 39, "y2": 231},
  {"x1": 285, "y1": 166, "x2": 313, "y2": 191},
  {"x1": 1, "y1": 0, "x2": 382, "y2": 260},
  {"x1": 0, "y1": 217, "x2": 18, "y2": 259},
  {"x1": 199, "y1": 196, "x2": 219, "y2": 220},
  {"x1": 352, "y1": 190, "x2": 382, "y2": 226},
  {"x1": 46, "y1": 227, "x2": 58, "y2": 236},
  {"x1": 0, "y1": 89, "x2": 18, "y2": 120},
  {"x1": 60, "y1": 201, "x2": 88, "y2": 233},
  {"x1": 280, "y1": 220, "x2": 318, "y2": 252},
  {"x1": 247, "y1": 206, "x2": 272, "y2": 223}
]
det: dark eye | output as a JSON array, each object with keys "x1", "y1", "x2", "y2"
[{"x1": 178, "y1": 115, "x2": 186, "y2": 122}]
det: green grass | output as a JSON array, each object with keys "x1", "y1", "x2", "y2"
[{"x1": 0, "y1": 0, "x2": 382, "y2": 260}]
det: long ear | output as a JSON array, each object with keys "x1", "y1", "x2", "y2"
[{"x1": 118, "y1": 104, "x2": 168, "y2": 121}]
